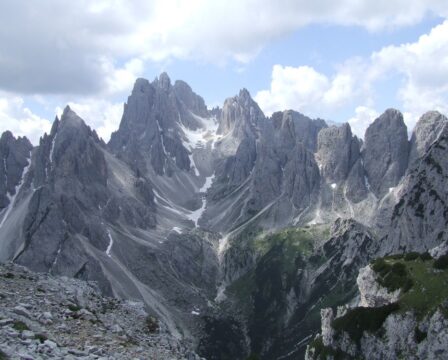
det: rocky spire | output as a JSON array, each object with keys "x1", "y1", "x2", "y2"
[
  {"x1": 409, "y1": 111, "x2": 447, "y2": 166},
  {"x1": 362, "y1": 109, "x2": 409, "y2": 197}
]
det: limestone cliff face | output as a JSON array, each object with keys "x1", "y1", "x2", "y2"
[
  {"x1": 306, "y1": 255, "x2": 448, "y2": 360},
  {"x1": 357, "y1": 265, "x2": 400, "y2": 307},
  {"x1": 2, "y1": 73, "x2": 448, "y2": 360},
  {"x1": 362, "y1": 109, "x2": 409, "y2": 198},
  {"x1": 380, "y1": 122, "x2": 448, "y2": 254}
]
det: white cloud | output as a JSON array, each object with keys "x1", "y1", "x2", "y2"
[
  {"x1": 348, "y1": 106, "x2": 379, "y2": 138},
  {"x1": 1, "y1": 1, "x2": 448, "y2": 142},
  {"x1": 257, "y1": 19, "x2": 448, "y2": 137},
  {"x1": 371, "y1": 20, "x2": 448, "y2": 119},
  {"x1": 56, "y1": 100, "x2": 123, "y2": 142},
  {"x1": 255, "y1": 64, "x2": 361, "y2": 116},
  {"x1": 1, "y1": 0, "x2": 448, "y2": 95},
  {"x1": 0, "y1": 95, "x2": 51, "y2": 144}
]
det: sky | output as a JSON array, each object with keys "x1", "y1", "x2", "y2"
[{"x1": 1, "y1": 1, "x2": 448, "y2": 144}]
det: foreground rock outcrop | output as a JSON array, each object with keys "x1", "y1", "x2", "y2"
[
  {"x1": 306, "y1": 252, "x2": 448, "y2": 359},
  {"x1": 0, "y1": 262, "x2": 202, "y2": 360}
]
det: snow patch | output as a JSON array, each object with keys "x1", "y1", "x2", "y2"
[
  {"x1": 172, "y1": 227, "x2": 182, "y2": 234},
  {"x1": 188, "y1": 153, "x2": 200, "y2": 176},
  {"x1": 153, "y1": 190, "x2": 188, "y2": 216},
  {"x1": 200, "y1": 173, "x2": 215, "y2": 193},
  {"x1": 49, "y1": 133, "x2": 57, "y2": 163},
  {"x1": 156, "y1": 120, "x2": 168, "y2": 158},
  {"x1": 308, "y1": 207, "x2": 323, "y2": 225},
  {"x1": 50, "y1": 241, "x2": 63, "y2": 271},
  {"x1": 0, "y1": 160, "x2": 31, "y2": 229},
  {"x1": 180, "y1": 112, "x2": 220, "y2": 151},
  {"x1": 331, "y1": 183, "x2": 337, "y2": 189},
  {"x1": 106, "y1": 230, "x2": 114, "y2": 257},
  {"x1": 187, "y1": 173, "x2": 215, "y2": 227},
  {"x1": 218, "y1": 234, "x2": 230, "y2": 258},
  {"x1": 215, "y1": 283, "x2": 227, "y2": 303}
]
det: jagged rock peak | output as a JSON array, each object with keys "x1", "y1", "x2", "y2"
[
  {"x1": 238, "y1": 88, "x2": 252, "y2": 102},
  {"x1": 0, "y1": 131, "x2": 32, "y2": 210},
  {"x1": 132, "y1": 77, "x2": 152, "y2": 94},
  {"x1": 60, "y1": 106, "x2": 87, "y2": 128},
  {"x1": 156, "y1": 71, "x2": 171, "y2": 91},
  {"x1": 173, "y1": 79, "x2": 208, "y2": 117},
  {"x1": 362, "y1": 108, "x2": 409, "y2": 197},
  {"x1": 409, "y1": 110, "x2": 448, "y2": 165},
  {"x1": 271, "y1": 110, "x2": 295, "y2": 131},
  {"x1": 218, "y1": 88, "x2": 264, "y2": 136},
  {"x1": 317, "y1": 122, "x2": 358, "y2": 183},
  {"x1": 0, "y1": 130, "x2": 14, "y2": 142}
]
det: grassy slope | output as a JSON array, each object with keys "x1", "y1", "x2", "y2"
[{"x1": 309, "y1": 253, "x2": 448, "y2": 357}]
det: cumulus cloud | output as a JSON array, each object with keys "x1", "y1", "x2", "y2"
[
  {"x1": 56, "y1": 100, "x2": 124, "y2": 142},
  {"x1": 371, "y1": 20, "x2": 448, "y2": 120},
  {"x1": 1, "y1": 1, "x2": 448, "y2": 142},
  {"x1": 255, "y1": 64, "x2": 361, "y2": 117},
  {"x1": 0, "y1": 95, "x2": 51, "y2": 144},
  {"x1": 348, "y1": 106, "x2": 379, "y2": 138},
  {"x1": 1, "y1": 0, "x2": 448, "y2": 95},
  {"x1": 257, "y1": 20, "x2": 448, "y2": 137}
]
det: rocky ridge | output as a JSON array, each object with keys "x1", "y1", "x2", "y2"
[
  {"x1": 0, "y1": 262, "x2": 202, "y2": 360},
  {"x1": 306, "y1": 249, "x2": 448, "y2": 360},
  {"x1": 0, "y1": 73, "x2": 448, "y2": 359}
]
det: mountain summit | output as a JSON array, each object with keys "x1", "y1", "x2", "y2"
[{"x1": 0, "y1": 74, "x2": 447, "y2": 359}]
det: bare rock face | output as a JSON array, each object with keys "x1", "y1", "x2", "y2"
[
  {"x1": 272, "y1": 110, "x2": 326, "y2": 152},
  {"x1": 0, "y1": 131, "x2": 32, "y2": 209},
  {"x1": 362, "y1": 109, "x2": 409, "y2": 197},
  {"x1": 0, "y1": 263, "x2": 202, "y2": 360},
  {"x1": 380, "y1": 124, "x2": 448, "y2": 254},
  {"x1": 316, "y1": 123, "x2": 362, "y2": 186},
  {"x1": 409, "y1": 111, "x2": 448, "y2": 165},
  {"x1": 108, "y1": 73, "x2": 206, "y2": 176},
  {"x1": 283, "y1": 143, "x2": 321, "y2": 211},
  {"x1": 15, "y1": 107, "x2": 116, "y2": 288},
  {"x1": 306, "y1": 254, "x2": 448, "y2": 360},
  {"x1": 357, "y1": 265, "x2": 400, "y2": 307},
  {"x1": 216, "y1": 88, "x2": 264, "y2": 157}
]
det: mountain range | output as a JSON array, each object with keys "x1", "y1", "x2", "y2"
[{"x1": 0, "y1": 72, "x2": 447, "y2": 359}]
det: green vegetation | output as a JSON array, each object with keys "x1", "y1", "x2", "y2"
[
  {"x1": 371, "y1": 258, "x2": 413, "y2": 292},
  {"x1": 145, "y1": 315, "x2": 159, "y2": 333},
  {"x1": 371, "y1": 254, "x2": 448, "y2": 318},
  {"x1": 34, "y1": 333, "x2": 48, "y2": 343},
  {"x1": 414, "y1": 328, "x2": 427, "y2": 343},
  {"x1": 307, "y1": 336, "x2": 352, "y2": 360},
  {"x1": 404, "y1": 252, "x2": 420, "y2": 261},
  {"x1": 67, "y1": 304, "x2": 81, "y2": 312},
  {"x1": 333, "y1": 303, "x2": 399, "y2": 344},
  {"x1": 326, "y1": 253, "x2": 448, "y2": 348},
  {"x1": 398, "y1": 257, "x2": 448, "y2": 319},
  {"x1": 12, "y1": 320, "x2": 29, "y2": 332},
  {"x1": 228, "y1": 225, "x2": 329, "y2": 308},
  {"x1": 251, "y1": 225, "x2": 329, "y2": 273},
  {"x1": 0, "y1": 349, "x2": 8, "y2": 360},
  {"x1": 420, "y1": 252, "x2": 432, "y2": 261},
  {"x1": 433, "y1": 255, "x2": 448, "y2": 269},
  {"x1": 245, "y1": 354, "x2": 260, "y2": 360}
]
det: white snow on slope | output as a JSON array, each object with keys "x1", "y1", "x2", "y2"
[
  {"x1": 180, "y1": 112, "x2": 220, "y2": 151},
  {"x1": 0, "y1": 160, "x2": 31, "y2": 229},
  {"x1": 153, "y1": 189, "x2": 189, "y2": 217},
  {"x1": 49, "y1": 133, "x2": 57, "y2": 163},
  {"x1": 187, "y1": 173, "x2": 215, "y2": 227},
  {"x1": 172, "y1": 227, "x2": 182, "y2": 234},
  {"x1": 106, "y1": 230, "x2": 114, "y2": 257}
]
